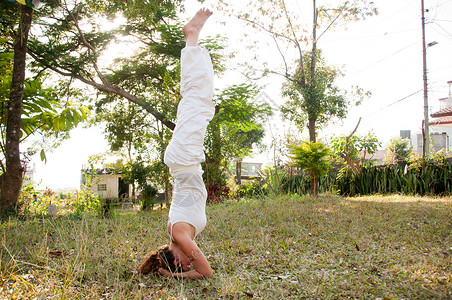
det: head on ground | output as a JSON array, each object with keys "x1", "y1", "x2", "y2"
[{"x1": 136, "y1": 245, "x2": 183, "y2": 274}]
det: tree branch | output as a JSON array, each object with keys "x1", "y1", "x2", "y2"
[
  {"x1": 64, "y1": 1, "x2": 110, "y2": 87},
  {"x1": 236, "y1": 15, "x2": 295, "y2": 44},
  {"x1": 310, "y1": 1, "x2": 318, "y2": 80},
  {"x1": 348, "y1": 117, "x2": 361, "y2": 138},
  {"x1": 281, "y1": 0, "x2": 306, "y2": 87},
  {"x1": 271, "y1": 34, "x2": 289, "y2": 78},
  {"x1": 345, "y1": 117, "x2": 362, "y2": 175},
  {"x1": 317, "y1": 2, "x2": 350, "y2": 41},
  {"x1": 0, "y1": 142, "x2": 6, "y2": 174},
  {"x1": 266, "y1": 69, "x2": 305, "y2": 87},
  {"x1": 27, "y1": 50, "x2": 176, "y2": 130}
]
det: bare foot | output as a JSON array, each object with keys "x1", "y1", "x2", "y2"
[{"x1": 183, "y1": 8, "x2": 213, "y2": 46}]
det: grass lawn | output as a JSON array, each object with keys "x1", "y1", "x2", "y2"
[{"x1": 1, "y1": 194, "x2": 451, "y2": 299}]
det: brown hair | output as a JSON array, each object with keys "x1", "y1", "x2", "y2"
[{"x1": 136, "y1": 245, "x2": 182, "y2": 275}]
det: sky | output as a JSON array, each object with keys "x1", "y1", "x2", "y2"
[{"x1": 28, "y1": 0, "x2": 452, "y2": 190}]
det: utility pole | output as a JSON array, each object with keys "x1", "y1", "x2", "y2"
[{"x1": 421, "y1": 0, "x2": 429, "y2": 158}]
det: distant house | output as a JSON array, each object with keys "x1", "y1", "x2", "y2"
[
  {"x1": 428, "y1": 80, "x2": 452, "y2": 151},
  {"x1": 368, "y1": 149, "x2": 387, "y2": 165},
  {"x1": 230, "y1": 161, "x2": 263, "y2": 177},
  {"x1": 430, "y1": 81, "x2": 452, "y2": 127},
  {"x1": 23, "y1": 163, "x2": 36, "y2": 185},
  {"x1": 241, "y1": 162, "x2": 263, "y2": 176},
  {"x1": 80, "y1": 168, "x2": 131, "y2": 200}
]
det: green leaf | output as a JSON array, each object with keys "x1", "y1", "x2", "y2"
[{"x1": 40, "y1": 149, "x2": 47, "y2": 162}]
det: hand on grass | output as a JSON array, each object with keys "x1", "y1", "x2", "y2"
[{"x1": 158, "y1": 268, "x2": 171, "y2": 277}]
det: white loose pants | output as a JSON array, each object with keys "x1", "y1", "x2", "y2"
[{"x1": 164, "y1": 46, "x2": 215, "y2": 237}]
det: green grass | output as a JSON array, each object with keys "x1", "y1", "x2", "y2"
[{"x1": 1, "y1": 194, "x2": 451, "y2": 299}]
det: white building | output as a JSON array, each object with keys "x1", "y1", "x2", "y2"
[
  {"x1": 24, "y1": 163, "x2": 36, "y2": 185},
  {"x1": 428, "y1": 80, "x2": 452, "y2": 151},
  {"x1": 80, "y1": 168, "x2": 132, "y2": 200}
]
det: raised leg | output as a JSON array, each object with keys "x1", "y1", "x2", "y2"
[{"x1": 183, "y1": 8, "x2": 213, "y2": 47}]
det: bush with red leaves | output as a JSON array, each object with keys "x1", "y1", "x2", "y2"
[{"x1": 207, "y1": 182, "x2": 233, "y2": 203}]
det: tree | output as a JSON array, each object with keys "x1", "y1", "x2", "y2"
[
  {"x1": 94, "y1": 101, "x2": 154, "y2": 196},
  {"x1": 1, "y1": 0, "x2": 60, "y2": 213},
  {"x1": 0, "y1": 2, "x2": 34, "y2": 212},
  {"x1": 289, "y1": 141, "x2": 331, "y2": 197},
  {"x1": 22, "y1": 0, "x2": 227, "y2": 204},
  {"x1": 385, "y1": 137, "x2": 412, "y2": 167},
  {"x1": 26, "y1": 0, "x2": 190, "y2": 131},
  {"x1": 0, "y1": 0, "x2": 91, "y2": 214},
  {"x1": 204, "y1": 84, "x2": 272, "y2": 190},
  {"x1": 280, "y1": 50, "x2": 365, "y2": 142},
  {"x1": 101, "y1": 103, "x2": 151, "y2": 159},
  {"x1": 219, "y1": 0, "x2": 376, "y2": 195},
  {"x1": 330, "y1": 119, "x2": 380, "y2": 175},
  {"x1": 0, "y1": 1, "x2": 31, "y2": 212},
  {"x1": 219, "y1": 0, "x2": 376, "y2": 141}
]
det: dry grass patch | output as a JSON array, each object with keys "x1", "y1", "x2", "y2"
[{"x1": 0, "y1": 194, "x2": 451, "y2": 299}]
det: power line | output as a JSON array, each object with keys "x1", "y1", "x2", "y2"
[
  {"x1": 384, "y1": 90, "x2": 423, "y2": 109},
  {"x1": 322, "y1": 0, "x2": 420, "y2": 43},
  {"x1": 365, "y1": 89, "x2": 423, "y2": 117},
  {"x1": 437, "y1": 0, "x2": 452, "y2": 8},
  {"x1": 431, "y1": 0, "x2": 441, "y2": 20},
  {"x1": 352, "y1": 41, "x2": 419, "y2": 74},
  {"x1": 379, "y1": 0, "x2": 419, "y2": 24},
  {"x1": 432, "y1": 22, "x2": 452, "y2": 40},
  {"x1": 324, "y1": 27, "x2": 418, "y2": 42},
  {"x1": 430, "y1": 26, "x2": 452, "y2": 42}
]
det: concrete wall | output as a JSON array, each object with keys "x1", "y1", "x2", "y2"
[
  {"x1": 431, "y1": 133, "x2": 449, "y2": 152},
  {"x1": 416, "y1": 132, "x2": 450, "y2": 154},
  {"x1": 430, "y1": 127, "x2": 452, "y2": 149},
  {"x1": 241, "y1": 162, "x2": 262, "y2": 176}
]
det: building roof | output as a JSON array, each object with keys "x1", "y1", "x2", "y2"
[
  {"x1": 431, "y1": 106, "x2": 452, "y2": 118},
  {"x1": 429, "y1": 116, "x2": 452, "y2": 127},
  {"x1": 81, "y1": 168, "x2": 122, "y2": 175}
]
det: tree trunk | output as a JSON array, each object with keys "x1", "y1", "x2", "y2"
[
  {"x1": 204, "y1": 105, "x2": 222, "y2": 202},
  {"x1": 131, "y1": 182, "x2": 136, "y2": 197},
  {"x1": 310, "y1": 170, "x2": 318, "y2": 197},
  {"x1": 235, "y1": 159, "x2": 242, "y2": 185},
  {"x1": 308, "y1": 118, "x2": 316, "y2": 142},
  {"x1": 308, "y1": 0, "x2": 318, "y2": 145},
  {"x1": 310, "y1": 0, "x2": 318, "y2": 80},
  {"x1": 307, "y1": 116, "x2": 317, "y2": 197},
  {"x1": 164, "y1": 177, "x2": 170, "y2": 208},
  {"x1": 0, "y1": 5, "x2": 33, "y2": 213}
]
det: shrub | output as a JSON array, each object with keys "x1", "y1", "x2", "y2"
[
  {"x1": 140, "y1": 184, "x2": 158, "y2": 211},
  {"x1": 207, "y1": 182, "x2": 230, "y2": 203},
  {"x1": 288, "y1": 141, "x2": 331, "y2": 197},
  {"x1": 235, "y1": 180, "x2": 266, "y2": 198},
  {"x1": 259, "y1": 167, "x2": 286, "y2": 196},
  {"x1": 71, "y1": 188, "x2": 103, "y2": 216}
]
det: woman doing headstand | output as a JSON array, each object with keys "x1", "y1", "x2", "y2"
[{"x1": 136, "y1": 8, "x2": 214, "y2": 279}]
